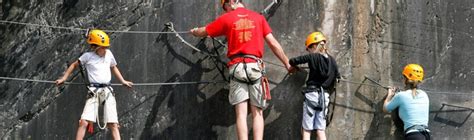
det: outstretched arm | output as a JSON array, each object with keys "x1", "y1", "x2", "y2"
[
  {"x1": 264, "y1": 33, "x2": 295, "y2": 72},
  {"x1": 111, "y1": 65, "x2": 133, "y2": 88},
  {"x1": 55, "y1": 60, "x2": 79, "y2": 85},
  {"x1": 190, "y1": 27, "x2": 208, "y2": 37}
]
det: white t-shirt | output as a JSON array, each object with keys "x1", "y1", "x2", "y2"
[{"x1": 79, "y1": 49, "x2": 117, "y2": 84}]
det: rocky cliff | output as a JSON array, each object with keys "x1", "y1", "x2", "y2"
[{"x1": 1, "y1": 0, "x2": 472, "y2": 139}]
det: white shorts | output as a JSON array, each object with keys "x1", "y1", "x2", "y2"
[
  {"x1": 81, "y1": 87, "x2": 118, "y2": 124},
  {"x1": 302, "y1": 92, "x2": 329, "y2": 130}
]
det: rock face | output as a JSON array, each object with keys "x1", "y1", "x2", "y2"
[{"x1": 0, "y1": 0, "x2": 473, "y2": 139}]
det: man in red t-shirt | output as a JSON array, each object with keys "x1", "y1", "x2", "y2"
[{"x1": 190, "y1": 0, "x2": 294, "y2": 139}]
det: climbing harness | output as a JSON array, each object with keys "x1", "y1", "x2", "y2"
[
  {"x1": 302, "y1": 85, "x2": 332, "y2": 129},
  {"x1": 405, "y1": 125, "x2": 431, "y2": 139},
  {"x1": 229, "y1": 55, "x2": 262, "y2": 84},
  {"x1": 86, "y1": 84, "x2": 114, "y2": 130},
  {"x1": 229, "y1": 54, "x2": 272, "y2": 100},
  {"x1": 405, "y1": 125, "x2": 430, "y2": 134},
  {"x1": 302, "y1": 86, "x2": 326, "y2": 112}
]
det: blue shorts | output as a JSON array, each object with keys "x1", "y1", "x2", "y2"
[{"x1": 302, "y1": 92, "x2": 329, "y2": 130}]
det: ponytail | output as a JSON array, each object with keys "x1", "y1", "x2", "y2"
[{"x1": 405, "y1": 78, "x2": 420, "y2": 98}]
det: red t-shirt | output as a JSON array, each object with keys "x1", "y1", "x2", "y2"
[{"x1": 206, "y1": 8, "x2": 272, "y2": 67}]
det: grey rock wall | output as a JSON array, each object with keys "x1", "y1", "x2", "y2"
[{"x1": 0, "y1": 0, "x2": 472, "y2": 139}]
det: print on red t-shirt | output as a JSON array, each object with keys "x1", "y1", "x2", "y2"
[
  {"x1": 206, "y1": 8, "x2": 272, "y2": 67},
  {"x1": 234, "y1": 17, "x2": 255, "y2": 43}
]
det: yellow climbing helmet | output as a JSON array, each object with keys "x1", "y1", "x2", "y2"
[
  {"x1": 305, "y1": 32, "x2": 327, "y2": 48},
  {"x1": 402, "y1": 64, "x2": 424, "y2": 82},
  {"x1": 87, "y1": 29, "x2": 110, "y2": 47}
]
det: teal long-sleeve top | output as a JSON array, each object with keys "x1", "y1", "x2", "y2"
[{"x1": 385, "y1": 89, "x2": 430, "y2": 131}]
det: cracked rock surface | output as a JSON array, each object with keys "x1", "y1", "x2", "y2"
[{"x1": 1, "y1": 0, "x2": 472, "y2": 139}]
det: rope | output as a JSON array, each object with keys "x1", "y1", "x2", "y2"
[
  {"x1": 2, "y1": 76, "x2": 470, "y2": 95},
  {"x1": 0, "y1": 20, "x2": 189, "y2": 34},
  {"x1": 339, "y1": 79, "x2": 385, "y2": 89},
  {"x1": 338, "y1": 79, "x2": 472, "y2": 95},
  {"x1": 0, "y1": 76, "x2": 226, "y2": 86},
  {"x1": 165, "y1": 22, "x2": 202, "y2": 52}
]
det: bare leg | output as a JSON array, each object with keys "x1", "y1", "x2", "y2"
[
  {"x1": 250, "y1": 105, "x2": 264, "y2": 140},
  {"x1": 108, "y1": 123, "x2": 121, "y2": 140},
  {"x1": 235, "y1": 101, "x2": 249, "y2": 140},
  {"x1": 316, "y1": 129, "x2": 326, "y2": 140},
  {"x1": 301, "y1": 128, "x2": 311, "y2": 140},
  {"x1": 76, "y1": 119, "x2": 90, "y2": 140}
]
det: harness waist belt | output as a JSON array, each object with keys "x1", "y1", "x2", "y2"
[
  {"x1": 89, "y1": 83, "x2": 111, "y2": 87},
  {"x1": 405, "y1": 125, "x2": 430, "y2": 134},
  {"x1": 306, "y1": 85, "x2": 329, "y2": 91},
  {"x1": 229, "y1": 54, "x2": 261, "y2": 62}
]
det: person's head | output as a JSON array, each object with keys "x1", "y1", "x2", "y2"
[
  {"x1": 402, "y1": 64, "x2": 424, "y2": 89},
  {"x1": 87, "y1": 29, "x2": 110, "y2": 57},
  {"x1": 221, "y1": 0, "x2": 244, "y2": 12},
  {"x1": 305, "y1": 32, "x2": 327, "y2": 54}
]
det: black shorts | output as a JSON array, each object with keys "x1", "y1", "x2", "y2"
[{"x1": 405, "y1": 132, "x2": 431, "y2": 140}]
